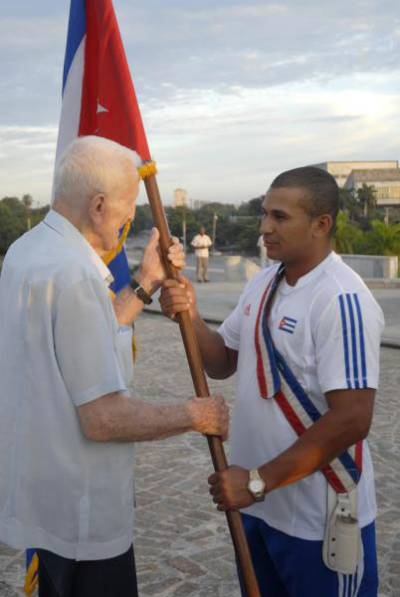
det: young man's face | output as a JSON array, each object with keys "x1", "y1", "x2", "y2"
[{"x1": 259, "y1": 186, "x2": 323, "y2": 265}]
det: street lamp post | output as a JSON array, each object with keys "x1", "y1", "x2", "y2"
[
  {"x1": 182, "y1": 207, "x2": 187, "y2": 252},
  {"x1": 212, "y1": 212, "x2": 218, "y2": 255}
]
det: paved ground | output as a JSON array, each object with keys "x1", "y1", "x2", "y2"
[{"x1": 0, "y1": 313, "x2": 399, "y2": 596}]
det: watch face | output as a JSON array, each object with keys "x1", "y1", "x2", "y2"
[{"x1": 250, "y1": 479, "x2": 265, "y2": 494}]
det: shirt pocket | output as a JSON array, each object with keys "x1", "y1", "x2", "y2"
[{"x1": 116, "y1": 326, "x2": 134, "y2": 387}]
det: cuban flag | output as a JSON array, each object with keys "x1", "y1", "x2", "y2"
[
  {"x1": 278, "y1": 316, "x2": 297, "y2": 334},
  {"x1": 55, "y1": 0, "x2": 152, "y2": 293}
]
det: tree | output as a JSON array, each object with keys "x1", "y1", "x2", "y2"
[
  {"x1": 22, "y1": 194, "x2": 33, "y2": 209},
  {"x1": 339, "y1": 188, "x2": 362, "y2": 221},
  {"x1": 237, "y1": 196, "x2": 263, "y2": 216},
  {"x1": 359, "y1": 220, "x2": 400, "y2": 257},
  {"x1": 22, "y1": 193, "x2": 33, "y2": 230},
  {"x1": 333, "y1": 212, "x2": 363, "y2": 254},
  {"x1": 356, "y1": 184, "x2": 377, "y2": 218},
  {"x1": 0, "y1": 196, "x2": 48, "y2": 255},
  {"x1": 0, "y1": 203, "x2": 25, "y2": 254}
]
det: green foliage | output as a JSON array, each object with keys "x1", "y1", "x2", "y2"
[
  {"x1": 357, "y1": 220, "x2": 400, "y2": 257},
  {"x1": 356, "y1": 184, "x2": 377, "y2": 218},
  {"x1": 333, "y1": 212, "x2": 364, "y2": 254},
  {"x1": 0, "y1": 196, "x2": 48, "y2": 255},
  {"x1": 237, "y1": 196, "x2": 263, "y2": 216}
]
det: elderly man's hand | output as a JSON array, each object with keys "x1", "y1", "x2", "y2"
[
  {"x1": 187, "y1": 395, "x2": 229, "y2": 441},
  {"x1": 208, "y1": 466, "x2": 255, "y2": 511},
  {"x1": 137, "y1": 228, "x2": 185, "y2": 294}
]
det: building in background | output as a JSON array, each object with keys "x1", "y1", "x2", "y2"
[
  {"x1": 344, "y1": 169, "x2": 400, "y2": 207},
  {"x1": 173, "y1": 188, "x2": 188, "y2": 208},
  {"x1": 191, "y1": 199, "x2": 209, "y2": 210},
  {"x1": 312, "y1": 161, "x2": 399, "y2": 188}
]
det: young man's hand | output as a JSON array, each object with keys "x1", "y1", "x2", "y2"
[
  {"x1": 208, "y1": 466, "x2": 255, "y2": 510},
  {"x1": 159, "y1": 276, "x2": 198, "y2": 321}
]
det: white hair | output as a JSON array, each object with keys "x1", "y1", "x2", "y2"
[{"x1": 52, "y1": 136, "x2": 142, "y2": 206}]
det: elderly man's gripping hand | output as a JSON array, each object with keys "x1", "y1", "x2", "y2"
[
  {"x1": 137, "y1": 228, "x2": 185, "y2": 294},
  {"x1": 208, "y1": 466, "x2": 256, "y2": 511},
  {"x1": 159, "y1": 276, "x2": 198, "y2": 321},
  {"x1": 186, "y1": 395, "x2": 229, "y2": 441}
]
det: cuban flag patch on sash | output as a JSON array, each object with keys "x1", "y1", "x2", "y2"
[{"x1": 278, "y1": 316, "x2": 297, "y2": 334}]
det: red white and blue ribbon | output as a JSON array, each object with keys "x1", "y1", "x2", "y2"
[{"x1": 254, "y1": 270, "x2": 363, "y2": 494}]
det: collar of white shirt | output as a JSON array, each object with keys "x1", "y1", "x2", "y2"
[{"x1": 43, "y1": 209, "x2": 114, "y2": 287}]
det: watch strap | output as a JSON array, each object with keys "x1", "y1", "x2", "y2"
[
  {"x1": 248, "y1": 468, "x2": 266, "y2": 501},
  {"x1": 129, "y1": 278, "x2": 153, "y2": 305}
]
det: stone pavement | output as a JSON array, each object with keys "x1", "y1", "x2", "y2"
[{"x1": 0, "y1": 314, "x2": 399, "y2": 596}]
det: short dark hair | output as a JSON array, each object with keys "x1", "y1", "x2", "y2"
[{"x1": 270, "y1": 166, "x2": 339, "y2": 231}]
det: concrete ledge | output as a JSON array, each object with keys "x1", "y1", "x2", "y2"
[
  {"x1": 341, "y1": 254, "x2": 399, "y2": 279},
  {"x1": 365, "y1": 278, "x2": 400, "y2": 289}
]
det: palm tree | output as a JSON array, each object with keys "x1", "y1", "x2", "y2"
[
  {"x1": 356, "y1": 184, "x2": 377, "y2": 218},
  {"x1": 22, "y1": 194, "x2": 33, "y2": 230}
]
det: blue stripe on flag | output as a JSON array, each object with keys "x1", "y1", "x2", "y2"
[
  {"x1": 339, "y1": 295, "x2": 352, "y2": 389},
  {"x1": 353, "y1": 294, "x2": 367, "y2": 388},
  {"x1": 283, "y1": 316, "x2": 297, "y2": 323},
  {"x1": 62, "y1": 0, "x2": 86, "y2": 92},
  {"x1": 109, "y1": 249, "x2": 131, "y2": 294}
]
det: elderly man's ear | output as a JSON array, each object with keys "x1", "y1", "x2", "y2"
[{"x1": 88, "y1": 193, "x2": 106, "y2": 225}]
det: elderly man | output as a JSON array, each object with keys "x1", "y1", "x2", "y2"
[
  {"x1": 160, "y1": 167, "x2": 384, "y2": 597},
  {"x1": 0, "y1": 136, "x2": 228, "y2": 597}
]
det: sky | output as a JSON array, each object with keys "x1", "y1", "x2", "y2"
[{"x1": 0, "y1": 0, "x2": 399, "y2": 206}]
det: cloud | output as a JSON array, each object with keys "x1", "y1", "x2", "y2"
[
  {"x1": 0, "y1": 126, "x2": 57, "y2": 202},
  {"x1": 0, "y1": 0, "x2": 399, "y2": 205}
]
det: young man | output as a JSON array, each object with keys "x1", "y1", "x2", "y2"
[
  {"x1": 160, "y1": 166, "x2": 384, "y2": 596},
  {"x1": 0, "y1": 136, "x2": 229, "y2": 597},
  {"x1": 191, "y1": 225, "x2": 213, "y2": 282}
]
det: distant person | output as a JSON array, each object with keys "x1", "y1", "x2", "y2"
[
  {"x1": 257, "y1": 233, "x2": 267, "y2": 268},
  {"x1": 191, "y1": 226, "x2": 212, "y2": 283},
  {"x1": 0, "y1": 136, "x2": 229, "y2": 597},
  {"x1": 160, "y1": 166, "x2": 384, "y2": 597}
]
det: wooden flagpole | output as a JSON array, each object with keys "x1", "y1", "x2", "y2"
[{"x1": 143, "y1": 173, "x2": 261, "y2": 597}]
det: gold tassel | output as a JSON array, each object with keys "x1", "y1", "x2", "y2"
[{"x1": 138, "y1": 161, "x2": 157, "y2": 179}]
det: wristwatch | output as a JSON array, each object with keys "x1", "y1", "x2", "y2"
[
  {"x1": 129, "y1": 278, "x2": 153, "y2": 305},
  {"x1": 247, "y1": 469, "x2": 266, "y2": 502}
]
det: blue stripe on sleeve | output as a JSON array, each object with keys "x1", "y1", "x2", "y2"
[
  {"x1": 345, "y1": 293, "x2": 359, "y2": 389},
  {"x1": 339, "y1": 295, "x2": 352, "y2": 389},
  {"x1": 353, "y1": 294, "x2": 367, "y2": 388}
]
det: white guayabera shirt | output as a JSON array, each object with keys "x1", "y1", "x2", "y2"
[
  {"x1": 0, "y1": 210, "x2": 135, "y2": 560},
  {"x1": 191, "y1": 234, "x2": 212, "y2": 258}
]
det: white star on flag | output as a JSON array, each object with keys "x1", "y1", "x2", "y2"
[{"x1": 97, "y1": 102, "x2": 108, "y2": 113}]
